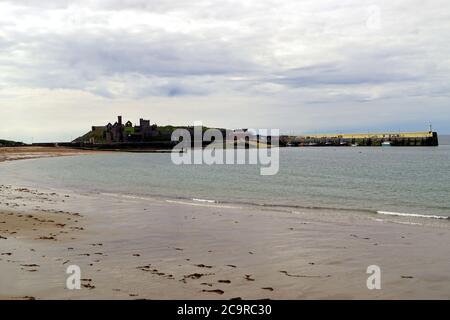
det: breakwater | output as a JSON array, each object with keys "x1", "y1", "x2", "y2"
[{"x1": 281, "y1": 131, "x2": 439, "y2": 147}]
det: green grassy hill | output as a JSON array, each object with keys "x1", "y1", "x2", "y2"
[
  {"x1": 73, "y1": 127, "x2": 108, "y2": 143},
  {"x1": 73, "y1": 125, "x2": 226, "y2": 143},
  {"x1": 0, "y1": 139, "x2": 25, "y2": 147}
]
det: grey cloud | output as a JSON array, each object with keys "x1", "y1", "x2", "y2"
[
  {"x1": 1, "y1": 0, "x2": 450, "y2": 140},
  {"x1": 272, "y1": 44, "x2": 434, "y2": 88},
  {"x1": 3, "y1": 0, "x2": 448, "y2": 100},
  {"x1": 2, "y1": 27, "x2": 258, "y2": 97},
  {"x1": 275, "y1": 61, "x2": 419, "y2": 87},
  {"x1": 0, "y1": 0, "x2": 258, "y2": 19}
]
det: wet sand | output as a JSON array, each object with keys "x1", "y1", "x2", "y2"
[
  {"x1": 1, "y1": 180, "x2": 449, "y2": 300},
  {"x1": 0, "y1": 146, "x2": 102, "y2": 163}
]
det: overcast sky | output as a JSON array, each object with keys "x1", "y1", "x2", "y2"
[{"x1": 1, "y1": 0, "x2": 449, "y2": 142}]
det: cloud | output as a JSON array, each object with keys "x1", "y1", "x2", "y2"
[{"x1": 0, "y1": 0, "x2": 450, "y2": 141}]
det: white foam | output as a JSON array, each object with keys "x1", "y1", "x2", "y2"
[
  {"x1": 192, "y1": 198, "x2": 217, "y2": 203},
  {"x1": 166, "y1": 199, "x2": 240, "y2": 209},
  {"x1": 100, "y1": 192, "x2": 122, "y2": 198},
  {"x1": 101, "y1": 193, "x2": 153, "y2": 201},
  {"x1": 377, "y1": 211, "x2": 449, "y2": 220},
  {"x1": 391, "y1": 221, "x2": 422, "y2": 226},
  {"x1": 122, "y1": 194, "x2": 153, "y2": 201}
]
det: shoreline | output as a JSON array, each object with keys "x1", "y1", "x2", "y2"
[
  {"x1": 1, "y1": 153, "x2": 449, "y2": 299},
  {"x1": 1, "y1": 183, "x2": 449, "y2": 299},
  {"x1": 0, "y1": 146, "x2": 106, "y2": 163},
  {"x1": 3, "y1": 147, "x2": 449, "y2": 223}
]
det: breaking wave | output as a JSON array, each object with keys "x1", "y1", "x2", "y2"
[{"x1": 377, "y1": 211, "x2": 449, "y2": 220}]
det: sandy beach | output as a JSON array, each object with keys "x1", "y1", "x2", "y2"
[
  {"x1": 0, "y1": 146, "x2": 102, "y2": 163},
  {"x1": 1, "y1": 150, "x2": 449, "y2": 300}
]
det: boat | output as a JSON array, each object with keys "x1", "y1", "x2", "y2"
[{"x1": 381, "y1": 141, "x2": 392, "y2": 147}]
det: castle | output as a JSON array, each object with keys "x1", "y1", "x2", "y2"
[
  {"x1": 89, "y1": 116, "x2": 159, "y2": 143},
  {"x1": 76, "y1": 116, "x2": 256, "y2": 146}
]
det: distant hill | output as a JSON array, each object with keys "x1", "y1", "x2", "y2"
[{"x1": 0, "y1": 139, "x2": 25, "y2": 147}]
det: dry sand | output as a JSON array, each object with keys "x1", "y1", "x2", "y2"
[{"x1": 0, "y1": 150, "x2": 449, "y2": 299}]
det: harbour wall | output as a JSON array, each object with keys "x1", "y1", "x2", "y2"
[{"x1": 281, "y1": 131, "x2": 439, "y2": 147}]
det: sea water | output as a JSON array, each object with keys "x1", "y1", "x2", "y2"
[{"x1": 1, "y1": 146, "x2": 449, "y2": 218}]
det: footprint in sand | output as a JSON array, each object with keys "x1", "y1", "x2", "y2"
[
  {"x1": 195, "y1": 264, "x2": 213, "y2": 269},
  {"x1": 20, "y1": 264, "x2": 40, "y2": 267},
  {"x1": 218, "y1": 280, "x2": 231, "y2": 284},
  {"x1": 262, "y1": 287, "x2": 274, "y2": 291},
  {"x1": 244, "y1": 275, "x2": 255, "y2": 281},
  {"x1": 279, "y1": 270, "x2": 331, "y2": 278},
  {"x1": 202, "y1": 289, "x2": 224, "y2": 295},
  {"x1": 81, "y1": 279, "x2": 95, "y2": 289},
  {"x1": 201, "y1": 283, "x2": 213, "y2": 287}
]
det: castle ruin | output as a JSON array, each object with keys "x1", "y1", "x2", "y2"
[{"x1": 89, "y1": 116, "x2": 159, "y2": 143}]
